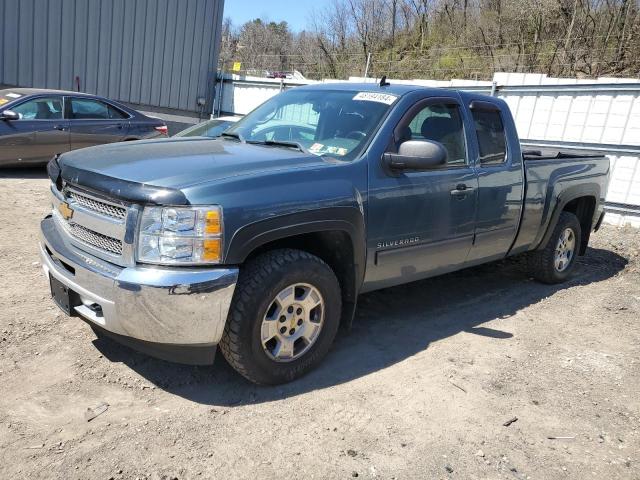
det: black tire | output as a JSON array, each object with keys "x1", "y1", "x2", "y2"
[
  {"x1": 220, "y1": 249, "x2": 342, "y2": 385},
  {"x1": 527, "y1": 211, "x2": 582, "y2": 284}
]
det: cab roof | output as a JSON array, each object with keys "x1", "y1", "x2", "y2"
[
  {"x1": 297, "y1": 82, "x2": 506, "y2": 109},
  {"x1": 296, "y1": 82, "x2": 436, "y2": 97},
  {"x1": 0, "y1": 87, "x2": 96, "y2": 97}
]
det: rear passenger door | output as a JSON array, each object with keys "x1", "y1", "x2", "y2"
[
  {"x1": 365, "y1": 94, "x2": 479, "y2": 290},
  {"x1": 465, "y1": 100, "x2": 524, "y2": 263},
  {"x1": 66, "y1": 97, "x2": 130, "y2": 150}
]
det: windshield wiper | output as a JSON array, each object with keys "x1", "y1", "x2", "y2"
[
  {"x1": 221, "y1": 132, "x2": 245, "y2": 142},
  {"x1": 247, "y1": 139, "x2": 309, "y2": 154}
]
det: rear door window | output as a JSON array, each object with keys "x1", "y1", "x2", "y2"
[
  {"x1": 12, "y1": 97, "x2": 64, "y2": 120},
  {"x1": 69, "y1": 98, "x2": 127, "y2": 120},
  {"x1": 107, "y1": 104, "x2": 128, "y2": 119},
  {"x1": 471, "y1": 109, "x2": 507, "y2": 165}
]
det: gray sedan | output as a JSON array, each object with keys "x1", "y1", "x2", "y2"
[{"x1": 0, "y1": 88, "x2": 168, "y2": 166}]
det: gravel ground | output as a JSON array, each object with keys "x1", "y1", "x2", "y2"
[{"x1": 0, "y1": 168, "x2": 639, "y2": 480}]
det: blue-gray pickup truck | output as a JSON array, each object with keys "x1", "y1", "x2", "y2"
[{"x1": 40, "y1": 82, "x2": 610, "y2": 384}]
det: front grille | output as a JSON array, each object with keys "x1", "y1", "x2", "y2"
[
  {"x1": 68, "y1": 223, "x2": 123, "y2": 255},
  {"x1": 68, "y1": 191, "x2": 127, "y2": 220}
]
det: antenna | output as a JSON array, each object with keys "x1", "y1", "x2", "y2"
[{"x1": 379, "y1": 75, "x2": 390, "y2": 87}]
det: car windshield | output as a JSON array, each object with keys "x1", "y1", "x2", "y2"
[
  {"x1": 175, "y1": 119, "x2": 234, "y2": 138},
  {"x1": 225, "y1": 89, "x2": 398, "y2": 160}
]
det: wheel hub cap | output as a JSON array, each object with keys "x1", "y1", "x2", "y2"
[
  {"x1": 554, "y1": 228, "x2": 576, "y2": 272},
  {"x1": 260, "y1": 283, "x2": 324, "y2": 362}
]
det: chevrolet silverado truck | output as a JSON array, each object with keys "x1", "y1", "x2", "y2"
[{"x1": 40, "y1": 82, "x2": 610, "y2": 384}]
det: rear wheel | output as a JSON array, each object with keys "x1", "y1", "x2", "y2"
[
  {"x1": 527, "y1": 211, "x2": 582, "y2": 284},
  {"x1": 220, "y1": 249, "x2": 341, "y2": 385}
]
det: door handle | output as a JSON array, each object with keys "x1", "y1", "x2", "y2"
[
  {"x1": 450, "y1": 184, "x2": 474, "y2": 196},
  {"x1": 53, "y1": 125, "x2": 67, "y2": 131}
]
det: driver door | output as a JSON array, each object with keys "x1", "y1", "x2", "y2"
[
  {"x1": 0, "y1": 96, "x2": 70, "y2": 165},
  {"x1": 365, "y1": 94, "x2": 479, "y2": 290}
]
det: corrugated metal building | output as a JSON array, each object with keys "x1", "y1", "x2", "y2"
[{"x1": 0, "y1": 0, "x2": 225, "y2": 118}]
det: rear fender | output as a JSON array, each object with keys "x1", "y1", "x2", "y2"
[{"x1": 535, "y1": 184, "x2": 600, "y2": 252}]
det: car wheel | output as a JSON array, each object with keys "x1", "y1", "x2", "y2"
[
  {"x1": 219, "y1": 249, "x2": 341, "y2": 385},
  {"x1": 527, "y1": 211, "x2": 582, "y2": 284}
]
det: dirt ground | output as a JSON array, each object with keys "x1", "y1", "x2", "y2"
[{"x1": 0, "y1": 168, "x2": 639, "y2": 480}]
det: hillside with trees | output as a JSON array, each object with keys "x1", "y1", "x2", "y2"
[{"x1": 220, "y1": 0, "x2": 640, "y2": 81}]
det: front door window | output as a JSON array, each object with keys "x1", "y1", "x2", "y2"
[
  {"x1": 12, "y1": 97, "x2": 63, "y2": 120},
  {"x1": 403, "y1": 102, "x2": 467, "y2": 165}
]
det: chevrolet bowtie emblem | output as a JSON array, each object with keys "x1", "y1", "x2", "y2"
[{"x1": 58, "y1": 202, "x2": 74, "y2": 220}]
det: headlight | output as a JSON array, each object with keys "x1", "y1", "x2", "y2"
[{"x1": 137, "y1": 206, "x2": 223, "y2": 265}]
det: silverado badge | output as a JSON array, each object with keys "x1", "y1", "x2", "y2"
[
  {"x1": 58, "y1": 202, "x2": 74, "y2": 221},
  {"x1": 377, "y1": 237, "x2": 420, "y2": 249}
]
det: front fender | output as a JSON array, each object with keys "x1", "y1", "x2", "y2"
[{"x1": 224, "y1": 206, "x2": 366, "y2": 286}]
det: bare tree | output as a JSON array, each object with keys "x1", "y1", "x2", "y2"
[{"x1": 219, "y1": 0, "x2": 640, "y2": 81}]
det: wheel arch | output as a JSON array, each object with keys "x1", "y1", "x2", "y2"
[
  {"x1": 562, "y1": 196, "x2": 596, "y2": 255},
  {"x1": 537, "y1": 185, "x2": 600, "y2": 255},
  {"x1": 224, "y1": 207, "x2": 366, "y2": 327}
]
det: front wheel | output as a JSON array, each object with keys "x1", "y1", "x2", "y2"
[
  {"x1": 220, "y1": 249, "x2": 342, "y2": 385},
  {"x1": 527, "y1": 211, "x2": 582, "y2": 284}
]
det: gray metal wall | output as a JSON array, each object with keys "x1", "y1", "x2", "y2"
[{"x1": 0, "y1": 0, "x2": 224, "y2": 114}]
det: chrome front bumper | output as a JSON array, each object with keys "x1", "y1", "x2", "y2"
[{"x1": 40, "y1": 215, "x2": 238, "y2": 363}]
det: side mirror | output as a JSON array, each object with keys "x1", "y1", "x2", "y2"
[
  {"x1": 0, "y1": 110, "x2": 19, "y2": 121},
  {"x1": 383, "y1": 140, "x2": 447, "y2": 171}
]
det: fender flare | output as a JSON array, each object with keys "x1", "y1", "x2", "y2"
[
  {"x1": 535, "y1": 183, "x2": 600, "y2": 251},
  {"x1": 225, "y1": 206, "x2": 366, "y2": 289}
]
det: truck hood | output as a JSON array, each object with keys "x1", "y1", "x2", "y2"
[{"x1": 58, "y1": 137, "x2": 331, "y2": 195}]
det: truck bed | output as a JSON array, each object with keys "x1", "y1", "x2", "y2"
[
  {"x1": 522, "y1": 148, "x2": 605, "y2": 161},
  {"x1": 510, "y1": 152, "x2": 610, "y2": 255}
]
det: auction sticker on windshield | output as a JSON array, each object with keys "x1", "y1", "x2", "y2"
[
  {"x1": 353, "y1": 92, "x2": 398, "y2": 105},
  {"x1": 309, "y1": 143, "x2": 349, "y2": 156}
]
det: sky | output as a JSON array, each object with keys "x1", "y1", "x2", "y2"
[{"x1": 223, "y1": 0, "x2": 331, "y2": 32}]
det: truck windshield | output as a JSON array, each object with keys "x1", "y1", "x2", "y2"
[{"x1": 224, "y1": 89, "x2": 398, "y2": 160}]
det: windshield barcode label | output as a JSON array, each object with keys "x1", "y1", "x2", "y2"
[{"x1": 353, "y1": 92, "x2": 398, "y2": 105}]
